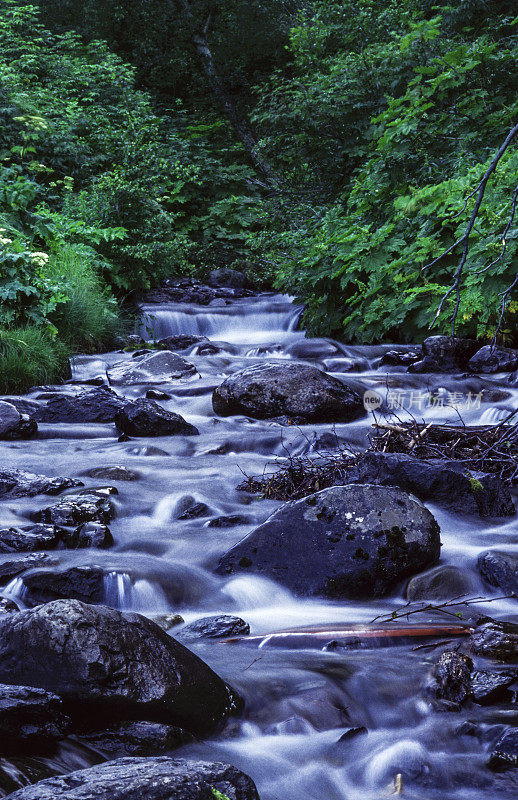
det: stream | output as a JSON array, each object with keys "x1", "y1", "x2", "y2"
[{"x1": 0, "y1": 290, "x2": 517, "y2": 799}]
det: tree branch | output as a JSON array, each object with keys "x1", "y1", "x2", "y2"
[{"x1": 426, "y1": 122, "x2": 518, "y2": 337}]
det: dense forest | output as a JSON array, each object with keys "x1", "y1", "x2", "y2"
[{"x1": 0, "y1": 0, "x2": 517, "y2": 390}]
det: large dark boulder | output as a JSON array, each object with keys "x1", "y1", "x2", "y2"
[
  {"x1": 408, "y1": 336, "x2": 478, "y2": 373},
  {"x1": 0, "y1": 684, "x2": 70, "y2": 752},
  {"x1": 212, "y1": 363, "x2": 366, "y2": 423},
  {"x1": 31, "y1": 492, "x2": 115, "y2": 526},
  {"x1": 0, "y1": 469, "x2": 82, "y2": 500},
  {"x1": 33, "y1": 386, "x2": 125, "y2": 423},
  {"x1": 115, "y1": 399, "x2": 199, "y2": 437},
  {"x1": 477, "y1": 550, "x2": 518, "y2": 596},
  {"x1": 349, "y1": 452, "x2": 515, "y2": 517},
  {"x1": 468, "y1": 345, "x2": 518, "y2": 374},
  {"x1": 0, "y1": 600, "x2": 239, "y2": 735},
  {"x1": 107, "y1": 352, "x2": 196, "y2": 385},
  {"x1": 3, "y1": 757, "x2": 260, "y2": 800},
  {"x1": 0, "y1": 401, "x2": 37, "y2": 440},
  {"x1": 217, "y1": 485, "x2": 441, "y2": 599}
]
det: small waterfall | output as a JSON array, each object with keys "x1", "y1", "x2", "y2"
[
  {"x1": 103, "y1": 571, "x2": 169, "y2": 613},
  {"x1": 138, "y1": 299, "x2": 303, "y2": 344},
  {"x1": 222, "y1": 575, "x2": 295, "y2": 609},
  {"x1": 2, "y1": 577, "x2": 28, "y2": 607}
]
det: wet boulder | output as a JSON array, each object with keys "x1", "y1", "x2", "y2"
[
  {"x1": 0, "y1": 553, "x2": 53, "y2": 583},
  {"x1": 471, "y1": 669, "x2": 518, "y2": 705},
  {"x1": 212, "y1": 363, "x2": 366, "y2": 423},
  {"x1": 73, "y1": 522, "x2": 114, "y2": 549},
  {"x1": 477, "y1": 550, "x2": 518, "y2": 596},
  {"x1": 179, "y1": 615, "x2": 250, "y2": 642},
  {"x1": 468, "y1": 345, "x2": 518, "y2": 374},
  {"x1": 0, "y1": 525, "x2": 61, "y2": 553},
  {"x1": 379, "y1": 349, "x2": 420, "y2": 367},
  {"x1": 75, "y1": 722, "x2": 191, "y2": 757},
  {"x1": 408, "y1": 336, "x2": 479, "y2": 373},
  {"x1": 470, "y1": 619, "x2": 518, "y2": 663},
  {"x1": 207, "y1": 267, "x2": 246, "y2": 289},
  {"x1": 34, "y1": 386, "x2": 125, "y2": 423},
  {"x1": 349, "y1": 452, "x2": 515, "y2": 518},
  {"x1": 31, "y1": 492, "x2": 115, "y2": 526},
  {"x1": 158, "y1": 335, "x2": 209, "y2": 352},
  {"x1": 22, "y1": 565, "x2": 106, "y2": 605},
  {"x1": 217, "y1": 484, "x2": 441, "y2": 599},
  {"x1": 146, "y1": 388, "x2": 172, "y2": 400},
  {"x1": 107, "y1": 352, "x2": 196, "y2": 386},
  {"x1": 0, "y1": 600, "x2": 239, "y2": 735},
  {"x1": 406, "y1": 565, "x2": 476, "y2": 602},
  {"x1": 4, "y1": 757, "x2": 260, "y2": 800},
  {"x1": 208, "y1": 514, "x2": 250, "y2": 528},
  {"x1": 115, "y1": 398, "x2": 199, "y2": 437},
  {"x1": 0, "y1": 684, "x2": 71, "y2": 753},
  {"x1": 0, "y1": 401, "x2": 37, "y2": 440},
  {"x1": 0, "y1": 469, "x2": 82, "y2": 500},
  {"x1": 488, "y1": 729, "x2": 518, "y2": 770},
  {"x1": 426, "y1": 651, "x2": 473, "y2": 709}
]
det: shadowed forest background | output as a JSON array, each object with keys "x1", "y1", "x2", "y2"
[{"x1": 0, "y1": 0, "x2": 516, "y2": 390}]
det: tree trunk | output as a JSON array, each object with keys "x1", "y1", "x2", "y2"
[{"x1": 175, "y1": 0, "x2": 279, "y2": 189}]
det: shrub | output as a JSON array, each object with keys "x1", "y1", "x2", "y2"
[{"x1": 0, "y1": 327, "x2": 69, "y2": 394}]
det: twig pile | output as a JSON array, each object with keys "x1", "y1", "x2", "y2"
[
  {"x1": 370, "y1": 417, "x2": 518, "y2": 484},
  {"x1": 238, "y1": 413, "x2": 518, "y2": 499}
]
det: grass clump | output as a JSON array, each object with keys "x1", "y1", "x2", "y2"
[{"x1": 0, "y1": 327, "x2": 69, "y2": 394}]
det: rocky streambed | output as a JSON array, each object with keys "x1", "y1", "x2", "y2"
[{"x1": 0, "y1": 279, "x2": 517, "y2": 799}]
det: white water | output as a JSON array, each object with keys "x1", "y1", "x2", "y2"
[{"x1": 0, "y1": 290, "x2": 517, "y2": 799}]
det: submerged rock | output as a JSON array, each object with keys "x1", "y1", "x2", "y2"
[
  {"x1": 0, "y1": 401, "x2": 37, "y2": 440},
  {"x1": 406, "y1": 565, "x2": 475, "y2": 602},
  {"x1": 31, "y1": 492, "x2": 115, "y2": 526},
  {"x1": 470, "y1": 620, "x2": 518, "y2": 663},
  {"x1": 0, "y1": 684, "x2": 71, "y2": 753},
  {"x1": 179, "y1": 615, "x2": 250, "y2": 642},
  {"x1": 349, "y1": 452, "x2": 515, "y2": 517},
  {"x1": 468, "y1": 345, "x2": 518, "y2": 374},
  {"x1": 426, "y1": 651, "x2": 473, "y2": 708},
  {"x1": 115, "y1": 399, "x2": 199, "y2": 437},
  {"x1": 0, "y1": 600, "x2": 239, "y2": 734},
  {"x1": 477, "y1": 550, "x2": 518, "y2": 596},
  {"x1": 107, "y1": 351, "x2": 196, "y2": 385},
  {"x1": 82, "y1": 466, "x2": 140, "y2": 481},
  {"x1": 4, "y1": 757, "x2": 261, "y2": 800},
  {"x1": 0, "y1": 469, "x2": 82, "y2": 500},
  {"x1": 73, "y1": 522, "x2": 114, "y2": 549},
  {"x1": 217, "y1": 484, "x2": 441, "y2": 599},
  {"x1": 213, "y1": 362, "x2": 366, "y2": 423},
  {"x1": 33, "y1": 386, "x2": 125, "y2": 423}
]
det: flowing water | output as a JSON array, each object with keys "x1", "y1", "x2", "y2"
[{"x1": 0, "y1": 292, "x2": 517, "y2": 798}]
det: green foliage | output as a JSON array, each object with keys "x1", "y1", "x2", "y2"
[
  {"x1": 211, "y1": 790, "x2": 231, "y2": 800},
  {"x1": 252, "y1": 0, "x2": 518, "y2": 342}
]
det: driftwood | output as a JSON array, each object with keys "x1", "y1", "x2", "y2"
[{"x1": 220, "y1": 623, "x2": 472, "y2": 650}]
